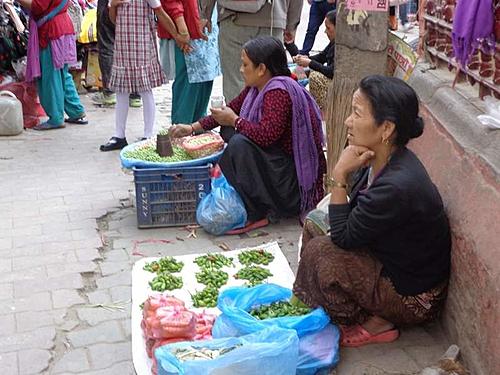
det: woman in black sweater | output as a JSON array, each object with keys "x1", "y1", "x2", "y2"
[
  {"x1": 293, "y1": 75, "x2": 451, "y2": 347},
  {"x1": 287, "y1": 9, "x2": 336, "y2": 110}
]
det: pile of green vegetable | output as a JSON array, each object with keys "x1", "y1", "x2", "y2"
[
  {"x1": 196, "y1": 269, "x2": 229, "y2": 289},
  {"x1": 194, "y1": 254, "x2": 234, "y2": 269},
  {"x1": 191, "y1": 286, "x2": 219, "y2": 308},
  {"x1": 123, "y1": 143, "x2": 193, "y2": 163},
  {"x1": 238, "y1": 249, "x2": 274, "y2": 266},
  {"x1": 234, "y1": 266, "x2": 273, "y2": 286},
  {"x1": 144, "y1": 256, "x2": 184, "y2": 292},
  {"x1": 191, "y1": 254, "x2": 235, "y2": 307},
  {"x1": 249, "y1": 301, "x2": 311, "y2": 319},
  {"x1": 149, "y1": 272, "x2": 183, "y2": 291},
  {"x1": 144, "y1": 257, "x2": 184, "y2": 273}
]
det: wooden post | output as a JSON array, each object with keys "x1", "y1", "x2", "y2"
[{"x1": 325, "y1": 0, "x2": 389, "y2": 172}]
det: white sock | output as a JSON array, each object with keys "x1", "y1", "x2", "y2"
[
  {"x1": 115, "y1": 92, "x2": 129, "y2": 139},
  {"x1": 140, "y1": 90, "x2": 156, "y2": 138}
]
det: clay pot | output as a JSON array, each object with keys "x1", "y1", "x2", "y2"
[{"x1": 156, "y1": 134, "x2": 173, "y2": 157}]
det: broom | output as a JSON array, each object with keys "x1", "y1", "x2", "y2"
[{"x1": 324, "y1": 73, "x2": 358, "y2": 174}]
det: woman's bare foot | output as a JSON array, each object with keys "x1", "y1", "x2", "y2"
[{"x1": 361, "y1": 315, "x2": 395, "y2": 335}]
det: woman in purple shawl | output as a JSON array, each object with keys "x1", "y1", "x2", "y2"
[{"x1": 170, "y1": 36, "x2": 326, "y2": 234}]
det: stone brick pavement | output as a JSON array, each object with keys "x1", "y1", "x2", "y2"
[
  {"x1": 0, "y1": 5, "x2": 453, "y2": 374},
  {"x1": 0, "y1": 80, "x2": 451, "y2": 374}
]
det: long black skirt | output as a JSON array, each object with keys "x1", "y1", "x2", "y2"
[{"x1": 218, "y1": 133, "x2": 300, "y2": 222}]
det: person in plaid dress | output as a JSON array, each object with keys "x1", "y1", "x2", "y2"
[{"x1": 99, "y1": 0, "x2": 189, "y2": 151}]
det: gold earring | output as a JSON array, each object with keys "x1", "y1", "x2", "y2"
[{"x1": 383, "y1": 138, "x2": 390, "y2": 145}]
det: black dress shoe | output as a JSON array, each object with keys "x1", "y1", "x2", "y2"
[{"x1": 100, "y1": 137, "x2": 128, "y2": 152}]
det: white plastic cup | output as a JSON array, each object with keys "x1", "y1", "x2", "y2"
[{"x1": 210, "y1": 96, "x2": 225, "y2": 109}]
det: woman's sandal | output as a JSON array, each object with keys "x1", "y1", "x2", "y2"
[
  {"x1": 64, "y1": 116, "x2": 88, "y2": 125},
  {"x1": 340, "y1": 324, "x2": 399, "y2": 347},
  {"x1": 33, "y1": 122, "x2": 65, "y2": 131},
  {"x1": 225, "y1": 218, "x2": 270, "y2": 235}
]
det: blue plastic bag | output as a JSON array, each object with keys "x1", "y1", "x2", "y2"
[
  {"x1": 212, "y1": 284, "x2": 330, "y2": 339},
  {"x1": 196, "y1": 173, "x2": 247, "y2": 235},
  {"x1": 155, "y1": 326, "x2": 299, "y2": 375},
  {"x1": 297, "y1": 324, "x2": 340, "y2": 375},
  {"x1": 212, "y1": 284, "x2": 339, "y2": 374}
]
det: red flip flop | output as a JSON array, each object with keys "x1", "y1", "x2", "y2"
[
  {"x1": 225, "y1": 218, "x2": 269, "y2": 235},
  {"x1": 341, "y1": 324, "x2": 399, "y2": 347}
]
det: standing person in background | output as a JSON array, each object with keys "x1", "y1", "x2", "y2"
[
  {"x1": 93, "y1": 0, "x2": 142, "y2": 107},
  {"x1": 300, "y1": 0, "x2": 335, "y2": 56},
  {"x1": 159, "y1": 0, "x2": 213, "y2": 124},
  {"x1": 18, "y1": 0, "x2": 88, "y2": 130},
  {"x1": 99, "y1": 0, "x2": 189, "y2": 151},
  {"x1": 199, "y1": 0, "x2": 303, "y2": 140}
]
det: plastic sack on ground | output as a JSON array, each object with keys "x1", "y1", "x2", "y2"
[
  {"x1": 297, "y1": 323, "x2": 340, "y2": 375},
  {"x1": 477, "y1": 96, "x2": 500, "y2": 130},
  {"x1": 196, "y1": 173, "x2": 247, "y2": 235},
  {"x1": 155, "y1": 326, "x2": 299, "y2": 375},
  {"x1": 0, "y1": 81, "x2": 44, "y2": 128}
]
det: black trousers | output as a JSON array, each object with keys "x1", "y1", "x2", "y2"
[{"x1": 218, "y1": 133, "x2": 300, "y2": 222}]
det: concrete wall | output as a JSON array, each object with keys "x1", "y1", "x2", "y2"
[{"x1": 408, "y1": 67, "x2": 500, "y2": 375}]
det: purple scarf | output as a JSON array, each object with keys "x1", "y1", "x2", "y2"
[
  {"x1": 452, "y1": 0, "x2": 494, "y2": 66},
  {"x1": 26, "y1": 0, "x2": 76, "y2": 82},
  {"x1": 239, "y1": 76, "x2": 324, "y2": 215}
]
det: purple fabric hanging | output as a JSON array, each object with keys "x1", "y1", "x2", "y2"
[
  {"x1": 239, "y1": 76, "x2": 324, "y2": 215},
  {"x1": 452, "y1": 0, "x2": 494, "y2": 66}
]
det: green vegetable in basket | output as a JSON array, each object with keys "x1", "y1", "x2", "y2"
[
  {"x1": 149, "y1": 272, "x2": 183, "y2": 291},
  {"x1": 238, "y1": 249, "x2": 274, "y2": 266},
  {"x1": 144, "y1": 257, "x2": 184, "y2": 273},
  {"x1": 196, "y1": 268, "x2": 228, "y2": 288},
  {"x1": 192, "y1": 287, "x2": 219, "y2": 308},
  {"x1": 249, "y1": 301, "x2": 311, "y2": 320},
  {"x1": 123, "y1": 144, "x2": 192, "y2": 163},
  {"x1": 194, "y1": 254, "x2": 234, "y2": 269},
  {"x1": 234, "y1": 266, "x2": 273, "y2": 286}
]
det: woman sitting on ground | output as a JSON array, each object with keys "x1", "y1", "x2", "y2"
[
  {"x1": 288, "y1": 9, "x2": 336, "y2": 110},
  {"x1": 170, "y1": 36, "x2": 326, "y2": 234},
  {"x1": 293, "y1": 75, "x2": 451, "y2": 347}
]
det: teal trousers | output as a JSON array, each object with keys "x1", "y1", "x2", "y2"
[
  {"x1": 171, "y1": 45, "x2": 213, "y2": 124},
  {"x1": 37, "y1": 46, "x2": 85, "y2": 126}
]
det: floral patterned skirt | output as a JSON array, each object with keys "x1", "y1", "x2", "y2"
[{"x1": 293, "y1": 232, "x2": 448, "y2": 326}]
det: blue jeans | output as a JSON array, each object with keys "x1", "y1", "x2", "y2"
[
  {"x1": 399, "y1": 2, "x2": 408, "y2": 25},
  {"x1": 300, "y1": 0, "x2": 335, "y2": 55}
]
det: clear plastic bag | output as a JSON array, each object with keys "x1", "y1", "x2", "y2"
[
  {"x1": 477, "y1": 96, "x2": 500, "y2": 130},
  {"x1": 155, "y1": 326, "x2": 299, "y2": 375},
  {"x1": 196, "y1": 173, "x2": 247, "y2": 235},
  {"x1": 297, "y1": 324, "x2": 340, "y2": 375}
]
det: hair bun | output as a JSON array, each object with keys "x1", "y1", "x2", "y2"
[{"x1": 409, "y1": 116, "x2": 424, "y2": 139}]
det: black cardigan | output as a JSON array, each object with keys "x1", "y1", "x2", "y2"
[
  {"x1": 329, "y1": 147, "x2": 451, "y2": 296},
  {"x1": 285, "y1": 41, "x2": 335, "y2": 79},
  {"x1": 309, "y1": 41, "x2": 335, "y2": 79}
]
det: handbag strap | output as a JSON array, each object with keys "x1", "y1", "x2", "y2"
[{"x1": 36, "y1": 0, "x2": 69, "y2": 28}]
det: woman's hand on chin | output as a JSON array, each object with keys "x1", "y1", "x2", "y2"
[
  {"x1": 169, "y1": 124, "x2": 192, "y2": 138},
  {"x1": 333, "y1": 145, "x2": 375, "y2": 181},
  {"x1": 210, "y1": 107, "x2": 238, "y2": 127}
]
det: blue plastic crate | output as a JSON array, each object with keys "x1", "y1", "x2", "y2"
[{"x1": 133, "y1": 165, "x2": 211, "y2": 228}]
